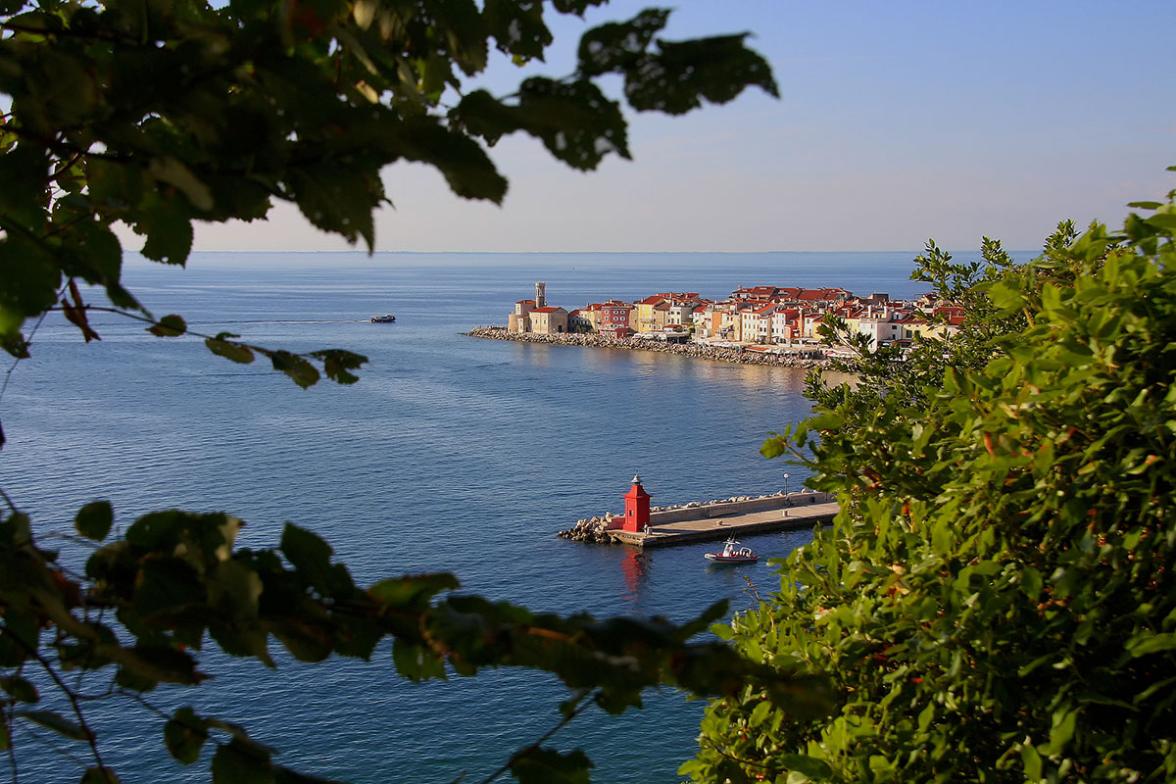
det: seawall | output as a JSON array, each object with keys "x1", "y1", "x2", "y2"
[
  {"x1": 560, "y1": 490, "x2": 837, "y2": 544},
  {"x1": 466, "y1": 326, "x2": 831, "y2": 368}
]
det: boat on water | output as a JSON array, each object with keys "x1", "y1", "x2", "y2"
[
  {"x1": 704, "y1": 537, "x2": 758, "y2": 564},
  {"x1": 370, "y1": 313, "x2": 396, "y2": 323}
]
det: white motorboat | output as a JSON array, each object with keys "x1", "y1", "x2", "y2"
[{"x1": 704, "y1": 537, "x2": 758, "y2": 564}]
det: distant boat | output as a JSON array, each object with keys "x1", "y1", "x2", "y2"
[
  {"x1": 704, "y1": 537, "x2": 758, "y2": 564},
  {"x1": 370, "y1": 313, "x2": 396, "y2": 323}
]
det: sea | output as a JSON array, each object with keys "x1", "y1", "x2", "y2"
[{"x1": 1, "y1": 251, "x2": 947, "y2": 783}]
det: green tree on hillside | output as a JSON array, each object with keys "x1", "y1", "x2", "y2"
[
  {"x1": 684, "y1": 183, "x2": 1176, "y2": 783},
  {"x1": 0, "y1": 2, "x2": 805, "y2": 782}
]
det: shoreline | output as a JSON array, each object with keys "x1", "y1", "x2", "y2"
[{"x1": 465, "y1": 326, "x2": 833, "y2": 368}]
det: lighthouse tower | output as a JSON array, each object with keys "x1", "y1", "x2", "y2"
[
  {"x1": 535, "y1": 281, "x2": 546, "y2": 308},
  {"x1": 622, "y1": 474, "x2": 651, "y2": 533}
]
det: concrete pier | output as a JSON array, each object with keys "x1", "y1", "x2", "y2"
[{"x1": 608, "y1": 499, "x2": 839, "y2": 548}]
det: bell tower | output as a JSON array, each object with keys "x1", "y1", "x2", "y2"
[{"x1": 535, "y1": 281, "x2": 546, "y2": 308}]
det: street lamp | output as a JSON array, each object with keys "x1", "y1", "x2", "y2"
[{"x1": 782, "y1": 472, "x2": 791, "y2": 517}]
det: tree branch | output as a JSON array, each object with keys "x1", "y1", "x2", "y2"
[
  {"x1": 8, "y1": 628, "x2": 110, "y2": 776},
  {"x1": 475, "y1": 689, "x2": 597, "y2": 784}
]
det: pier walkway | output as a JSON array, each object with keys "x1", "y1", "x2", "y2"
[{"x1": 608, "y1": 500, "x2": 839, "y2": 548}]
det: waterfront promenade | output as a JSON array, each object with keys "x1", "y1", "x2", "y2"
[
  {"x1": 467, "y1": 325, "x2": 835, "y2": 368},
  {"x1": 610, "y1": 500, "x2": 839, "y2": 548}
]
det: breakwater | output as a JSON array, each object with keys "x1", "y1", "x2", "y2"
[
  {"x1": 559, "y1": 490, "x2": 836, "y2": 544},
  {"x1": 466, "y1": 326, "x2": 830, "y2": 368}
]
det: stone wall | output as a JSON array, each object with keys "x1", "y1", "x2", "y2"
[{"x1": 466, "y1": 326, "x2": 830, "y2": 368}]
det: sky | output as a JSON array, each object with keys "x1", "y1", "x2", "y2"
[{"x1": 189, "y1": 1, "x2": 1176, "y2": 253}]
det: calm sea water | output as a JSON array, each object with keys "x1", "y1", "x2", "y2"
[{"x1": 2, "y1": 251, "x2": 938, "y2": 783}]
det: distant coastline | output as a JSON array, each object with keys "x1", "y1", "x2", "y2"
[{"x1": 466, "y1": 326, "x2": 833, "y2": 368}]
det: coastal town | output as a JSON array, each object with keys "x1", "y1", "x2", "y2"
[{"x1": 470, "y1": 281, "x2": 965, "y2": 363}]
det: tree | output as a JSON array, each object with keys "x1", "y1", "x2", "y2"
[
  {"x1": 683, "y1": 181, "x2": 1176, "y2": 782},
  {"x1": 0, "y1": 2, "x2": 809, "y2": 782}
]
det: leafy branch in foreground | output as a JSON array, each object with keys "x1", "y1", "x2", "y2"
[{"x1": 686, "y1": 180, "x2": 1176, "y2": 782}]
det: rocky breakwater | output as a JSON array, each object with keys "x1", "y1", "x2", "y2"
[
  {"x1": 558, "y1": 490, "x2": 814, "y2": 543},
  {"x1": 466, "y1": 326, "x2": 829, "y2": 368},
  {"x1": 559, "y1": 514, "x2": 617, "y2": 543}
]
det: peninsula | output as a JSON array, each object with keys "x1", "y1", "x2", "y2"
[{"x1": 468, "y1": 282, "x2": 964, "y2": 364}]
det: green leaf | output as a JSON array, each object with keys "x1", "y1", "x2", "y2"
[
  {"x1": 391, "y1": 638, "x2": 447, "y2": 681},
  {"x1": 269, "y1": 350, "x2": 321, "y2": 389},
  {"x1": 137, "y1": 198, "x2": 194, "y2": 265},
  {"x1": 164, "y1": 707, "x2": 208, "y2": 765},
  {"x1": 16, "y1": 709, "x2": 88, "y2": 741},
  {"x1": 308, "y1": 349, "x2": 367, "y2": 385},
  {"x1": 453, "y1": 79, "x2": 629, "y2": 172},
  {"x1": 1144, "y1": 213, "x2": 1176, "y2": 232},
  {"x1": 80, "y1": 768, "x2": 121, "y2": 784},
  {"x1": 0, "y1": 675, "x2": 39, "y2": 703},
  {"x1": 0, "y1": 236, "x2": 60, "y2": 332},
  {"x1": 1127, "y1": 632, "x2": 1176, "y2": 658},
  {"x1": 779, "y1": 754, "x2": 833, "y2": 780},
  {"x1": 509, "y1": 747, "x2": 592, "y2": 784},
  {"x1": 280, "y1": 523, "x2": 335, "y2": 592},
  {"x1": 0, "y1": 144, "x2": 50, "y2": 228},
  {"x1": 369, "y1": 573, "x2": 459, "y2": 609},
  {"x1": 212, "y1": 739, "x2": 274, "y2": 784},
  {"x1": 75, "y1": 500, "x2": 114, "y2": 541},
  {"x1": 622, "y1": 35, "x2": 779, "y2": 115},
  {"x1": 577, "y1": 8, "x2": 669, "y2": 76},
  {"x1": 288, "y1": 162, "x2": 380, "y2": 251},
  {"x1": 1020, "y1": 744, "x2": 1042, "y2": 781},
  {"x1": 148, "y1": 314, "x2": 187, "y2": 338},
  {"x1": 148, "y1": 157, "x2": 214, "y2": 212},
  {"x1": 484, "y1": 0, "x2": 552, "y2": 60},
  {"x1": 398, "y1": 117, "x2": 508, "y2": 203},
  {"x1": 206, "y1": 334, "x2": 255, "y2": 365},
  {"x1": 1045, "y1": 708, "x2": 1077, "y2": 755}
]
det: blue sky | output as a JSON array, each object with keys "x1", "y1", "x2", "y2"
[{"x1": 193, "y1": 1, "x2": 1176, "y2": 253}]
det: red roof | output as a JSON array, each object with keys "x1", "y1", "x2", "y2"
[
  {"x1": 638, "y1": 295, "x2": 666, "y2": 306},
  {"x1": 754, "y1": 304, "x2": 777, "y2": 315},
  {"x1": 516, "y1": 299, "x2": 535, "y2": 305},
  {"x1": 532, "y1": 306, "x2": 563, "y2": 313},
  {"x1": 693, "y1": 304, "x2": 708, "y2": 313}
]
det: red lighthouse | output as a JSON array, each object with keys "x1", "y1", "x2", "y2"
[{"x1": 623, "y1": 474, "x2": 651, "y2": 533}]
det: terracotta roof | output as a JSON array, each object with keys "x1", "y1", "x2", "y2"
[
  {"x1": 638, "y1": 295, "x2": 666, "y2": 306},
  {"x1": 532, "y1": 306, "x2": 564, "y2": 313},
  {"x1": 516, "y1": 299, "x2": 535, "y2": 305}
]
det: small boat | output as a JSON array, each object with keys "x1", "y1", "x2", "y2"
[
  {"x1": 705, "y1": 537, "x2": 758, "y2": 564},
  {"x1": 370, "y1": 313, "x2": 396, "y2": 323}
]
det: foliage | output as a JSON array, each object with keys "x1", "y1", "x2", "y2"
[
  {"x1": 0, "y1": 1, "x2": 787, "y2": 781},
  {"x1": 686, "y1": 179, "x2": 1176, "y2": 783}
]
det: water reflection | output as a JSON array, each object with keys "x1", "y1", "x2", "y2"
[{"x1": 620, "y1": 548, "x2": 650, "y2": 599}]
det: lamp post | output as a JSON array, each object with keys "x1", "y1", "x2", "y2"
[{"x1": 782, "y1": 472, "x2": 790, "y2": 517}]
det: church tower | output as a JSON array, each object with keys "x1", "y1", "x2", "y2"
[{"x1": 535, "y1": 281, "x2": 546, "y2": 308}]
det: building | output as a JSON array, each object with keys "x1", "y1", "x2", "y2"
[
  {"x1": 529, "y1": 306, "x2": 568, "y2": 335},
  {"x1": 598, "y1": 300, "x2": 633, "y2": 337}
]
